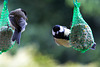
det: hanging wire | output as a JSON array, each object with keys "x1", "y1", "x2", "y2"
[
  {"x1": 73, "y1": 0, "x2": 77, "y2": 6},
  {"x1": 73, "y1": 0, "x2": 80, "y2": 7},
  {"x1": 3, "y1": 0, "x2": 8, "y2": 10},
  {"x1": 73, "y1": 0, "x2": 77, "y2": 3}
]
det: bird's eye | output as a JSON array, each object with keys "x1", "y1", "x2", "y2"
[{"x1": 59, "y1": 26, "x2": 64, "y2": 32}]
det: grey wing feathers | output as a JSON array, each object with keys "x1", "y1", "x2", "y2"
[
  {"x1": 19, "y1": 17, "x2": 27, "y2": 32},
  {"x1": 9, "y1": 16, "x2": 27, "y2": 32},
  {"x1": 9, "y1": 16, "x2": 21, "y2": 32}
]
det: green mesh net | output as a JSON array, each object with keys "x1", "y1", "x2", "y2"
[
  {"x1": 69, "y1": 0, "x2": 95, "y2": 53},
  {"x1": 0, "y1": 0, "x2": 14, "y2": 54}
]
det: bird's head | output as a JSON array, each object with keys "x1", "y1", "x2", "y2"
[
  {"x1": 52, "y1": 25, "x2": 71, "y2": 40},
  {"x1": 9, "y1": 8, "x2": 28, "y2": 20}
]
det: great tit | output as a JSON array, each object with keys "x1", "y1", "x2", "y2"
[
  {"x1": 9, "y1": 8, "x2": 28, "y2": 44},
  {"x1": 52, "y1": 25, "x2": 71, "y2": 47}
]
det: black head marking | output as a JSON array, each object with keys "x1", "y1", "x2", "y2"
[
  {"x1": 52, "y1": 25, "x2": 70, "y2": 40},
  {"x1": 53, "y1": 25, "x2": 60, "y2": 32},
  {"x1": 21, "y1": 9, "x2": 27, "y2": 16}
]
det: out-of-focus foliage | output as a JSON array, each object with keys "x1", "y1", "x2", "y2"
[
  {"x1": 0, "y1": 45, "x2": 99, "y2": 67},
  {"x1": 66, "y1": 0, "x2": 100, "y2": 16},
  {"x1": 0, "y1": 0, "x2": 100, "y2": 67}
]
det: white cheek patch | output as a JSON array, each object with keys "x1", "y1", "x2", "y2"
[
  {"x1": 25, "y1": 22, "x2": 27, "y2": 25},
  {"x1": 64, "y1": 28, "x2": 71, "y2": 36},
  {"x1": 52, "y1": 30, "x2": 55, "y2": 36},
  {"x1": 59, "y1": 26, "x2": 64, "y2": 32}
]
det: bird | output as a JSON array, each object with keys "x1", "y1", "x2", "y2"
[
  {"x1": 52, "y1": 25, "x2": 71, "y2": 47},
  {"x1": 9, "y1": 8, "x2": 28, "y2": 44}
]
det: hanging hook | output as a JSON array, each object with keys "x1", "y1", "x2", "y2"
[
  {"x1": 4, "y1": 0, "x2": 8, "y2": 2},
  {"x1": 3, "y1": 0, "x2": 8, "y2": 10},
  {"x1": 73, "y1": 0, "x2": 80, "y2": 7},
  {"x1": 73, "y1": 0, "x2": 77, "y2": 6},
  {"x1": 73, "y1": 0, "x2": 77, "y2": 3}
]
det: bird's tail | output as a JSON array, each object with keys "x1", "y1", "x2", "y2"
[{"x1": 12, "y1": 29, "x2": 21, "y2": 44}]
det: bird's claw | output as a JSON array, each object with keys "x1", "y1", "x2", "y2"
[{"x1": 6, "y1": 23, "x2": 11, "y2": 30}]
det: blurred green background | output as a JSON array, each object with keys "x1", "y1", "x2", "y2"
[{"x1": 0, "y1": 0, "x2": 100, "y2": 67}]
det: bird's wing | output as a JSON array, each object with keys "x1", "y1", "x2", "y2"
[
  {"x1": 18, "y1": 17, "x2": 27, "y2": 32},
  {"x1": 9, "y1": 16, "x2": 21, "y2": 32}
]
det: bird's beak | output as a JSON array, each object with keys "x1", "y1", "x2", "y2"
[
  {"x1": 26, "y1": 16, "x2": 28, "y2": 20},
  {"x1": 26, "y1": 18, "x2": 28, "y2": 20}
]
